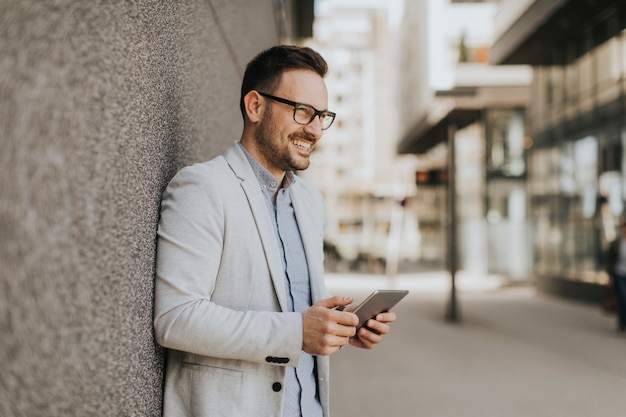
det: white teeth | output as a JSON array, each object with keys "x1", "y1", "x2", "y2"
[{"x1": 292, "y1": 139, "x2": 311, "y2": 150}]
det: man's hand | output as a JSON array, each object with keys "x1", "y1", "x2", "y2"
[
  {"x1": 349, "y1": 311, "x2": 396, "y2": 349},
  {"x1": 302, "y1": 296, "x2": 359, "y2": 356}
]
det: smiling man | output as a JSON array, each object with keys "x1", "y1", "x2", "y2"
[{"x1": 153, "y1": 45, "x2": 397, "y2": 417}]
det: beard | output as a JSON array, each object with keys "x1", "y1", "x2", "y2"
[{"x1": 254, "y1": 108, "x2": 313, "y2": 174}]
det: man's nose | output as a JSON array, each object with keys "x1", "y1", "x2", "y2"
[{"x1": 303, "y1": 115, "x2": 324, "y2": 137}]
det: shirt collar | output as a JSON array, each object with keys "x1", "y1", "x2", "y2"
[{"x1": 238, "y1": 142, "x2": 296, "y2": 193}]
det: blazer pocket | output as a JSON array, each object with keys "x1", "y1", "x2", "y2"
[
  {"x1": 182, "y1": 361, "x2": 242, "y2": 377},
  {"x1": 181, "y1": 362, "x2": 243, "y2": 416}
]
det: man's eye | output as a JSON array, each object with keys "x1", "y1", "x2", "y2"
[{"x1": 296, "y1": 105, "x2": 313, "y2": 115}]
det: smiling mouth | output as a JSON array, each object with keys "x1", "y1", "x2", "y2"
[{"x1": 292, "y1": 138, "x2": 313, "y2": 152}]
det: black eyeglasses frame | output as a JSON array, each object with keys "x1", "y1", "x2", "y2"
[{"x1": 257, "y1": 91, "x2": 336, "y2": 130}]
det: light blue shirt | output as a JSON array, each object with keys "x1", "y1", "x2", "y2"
[{"x1": 241, "y1": 144, "x2": 323, "y2": 417}]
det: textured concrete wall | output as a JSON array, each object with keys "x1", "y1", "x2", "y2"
[{"x1": 0, "y1": 1, "x2": 279, "y2": 415}]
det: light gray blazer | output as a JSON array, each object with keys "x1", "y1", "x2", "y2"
[{"x1": 154, "y1": 142, "x2": 331, "y2": 417}]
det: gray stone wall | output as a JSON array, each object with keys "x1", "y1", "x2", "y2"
[{"x1": 0, "y1": 1, "x2": 280, "y2": 415}]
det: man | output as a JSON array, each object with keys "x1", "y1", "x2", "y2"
[
  {"x1": 154, "y1": 45, "x2": 397, "y2": 417},
  {"x1": 606, "y1": 222, "x2": 626, "y2": 333}
]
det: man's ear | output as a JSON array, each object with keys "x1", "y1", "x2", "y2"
[{"x1": 243, "y1": 90, "x2": 264, "y2": 123}]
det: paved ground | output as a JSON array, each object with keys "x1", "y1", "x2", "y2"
[{"x1": 324, "y1": 272, "x2": 626, "y2": 417}]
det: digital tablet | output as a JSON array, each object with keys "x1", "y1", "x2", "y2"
[{"x1": 339, "y1": 289, "x2": 409, "y2": 329}]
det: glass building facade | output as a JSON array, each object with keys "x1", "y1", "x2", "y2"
[{"x1": 527, "y1": 29, "x2": 626, "y2": 288}]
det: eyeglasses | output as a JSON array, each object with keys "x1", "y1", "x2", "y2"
[{"x1": 257, "y1": 92, "x2": 336, "y2": 130}]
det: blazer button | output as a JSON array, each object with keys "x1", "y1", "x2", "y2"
[{"x1": 272, "y1": 382, "x2": 282, "y2": 392}]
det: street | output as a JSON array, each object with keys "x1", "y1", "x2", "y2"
[{"x1": 326, "y1": 272, "x2": 626, "y2": 417}]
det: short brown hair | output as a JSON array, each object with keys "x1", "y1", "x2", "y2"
[{"x1": 239, "y1": 45, "x2": 328, "y2": 118}]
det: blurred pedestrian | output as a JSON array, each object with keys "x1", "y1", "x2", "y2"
[
  {"x1": 153, "y1": 45, "x2": 397, "y2": 417},
  {"x1": 606, "y1": 221, "x2": 626, "y2": 333}
]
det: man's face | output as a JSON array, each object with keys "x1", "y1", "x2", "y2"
[{"x1": 254, "y1": 69, "x2": 328, "y2": 178}]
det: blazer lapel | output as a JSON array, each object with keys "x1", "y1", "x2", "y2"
[{"x1": 224, "y1": 144, "x2": 289, "y2": 311}]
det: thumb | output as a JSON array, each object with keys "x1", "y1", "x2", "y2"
[{"x1": 314, "y1": 295, "x2": 353, "y2": 309}]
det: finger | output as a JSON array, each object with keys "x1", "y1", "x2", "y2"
[
  {"x1": 321, "y1": 333, "x2": 352, "y2": 354},
  {"x1": 326, "y1": 317, "x2": 357, "y2": 337},
  {"x1": 314, "y1": 295, "x2": 353, "y2": 309},
  {"x1": 364, "y1": 319, "x2": 390, "y2": 335},
  {"x1": 348, "y1": 333, "x2": 374, "y2": 349},
  {"x1": 357, "y1": 326, "x2": 383, "y2": 347},
  {"x1": 333, "y1": 311, "x2": 359, "y2": 327},
  {"x1": 334, "y1": 334, "x2": 353, "y2": 348},
  {"x1": 374, "y1": 311, "x2": 397, "y2": 324}
]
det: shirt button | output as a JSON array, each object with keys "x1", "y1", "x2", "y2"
[{"x1": 272, "y1": 382, "x2": 282, "y2": 392}]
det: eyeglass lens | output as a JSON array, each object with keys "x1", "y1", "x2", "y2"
[{"x1": 293, "y1": 105, "x2": 334, "y2": 130}]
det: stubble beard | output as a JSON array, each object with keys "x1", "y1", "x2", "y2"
[{"x1": 255, "y1": 110, "x2": 312, "y2": 173}]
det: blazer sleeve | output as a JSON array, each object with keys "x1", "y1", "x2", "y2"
[{"x1": 153, "y1": 163, "x2": 303, "y2": 366}]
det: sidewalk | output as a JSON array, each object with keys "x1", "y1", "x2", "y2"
[{"x1": 325, "y1": 272, "x2": 626, "y2": 417}]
